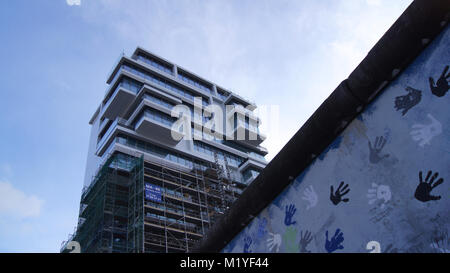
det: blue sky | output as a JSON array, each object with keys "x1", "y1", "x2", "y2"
[{"x1": 0, "y1": 0, "x2": 411, "y2": 252}]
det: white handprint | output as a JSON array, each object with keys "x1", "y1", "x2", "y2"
[
  {"x1": 302, "y1": 185, "x2": 318, "y2": 210},
  {"x1": 430, "y1": 233, "x2": 450, "y2": 253},
  {"x1": 267, "y1": 232, "x2": 282, "y2": 252},
  {"x1": 410, "y1": 114, "x2": 442, "y2": 147},
  {"x1": 430, "y1": 242, "x2": 450, "y2": 253}
]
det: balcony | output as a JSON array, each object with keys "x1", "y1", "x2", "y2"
[
  {"x1": 239, "y1": 157, "x2": 266, "y2": 173},
  {"x1": 96, "y1": 117, "x2": 130, "y2": 156},
  {"x1": 101, "y1": 80, "x2": 138, "y2": 120},
  {"x1": 242, "y1": 170, "x2": 259, "y2": 185},
  {"x1": 227, "y1": 122, "x2": 266, "y2": 146},
  {"x1": 226, "y1": 104, "x2": 259, "y2": 121},
  {"x1": 223, "y1": 93, "x2": 256, "y2": 111},
  {"x1": 134, "y1": 111, "x2": 183, "y2": 146}
]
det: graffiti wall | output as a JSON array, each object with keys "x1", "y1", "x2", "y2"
[{"x1": 223, "y1": 25, "x2": 450, "y2": 253}]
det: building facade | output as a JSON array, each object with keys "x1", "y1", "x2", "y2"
[{"x1": 61, "y1": 47, "x2": 268, "y2": 253}]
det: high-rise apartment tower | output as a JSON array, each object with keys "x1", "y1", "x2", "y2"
[{"x1": 61, "y1": 47, "x2": 268, "y2": 253}]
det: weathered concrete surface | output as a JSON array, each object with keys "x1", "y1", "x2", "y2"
[{"x1": 223, "y1": 25, "x2": 450, "y2": 253}]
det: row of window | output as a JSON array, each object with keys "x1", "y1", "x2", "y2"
[
  {"x1": 193, "y1": 141, "x2": 244, "y2": 167},
  {"x1": 217, "y1": 90, "x2": 229, "y2": 101},
  {"x1": 141, "y1": 108, "x2": 177, "y2": 128},
  {"x1": 120, "y1": 64, "x2": 209, "y2": 107},
  {"x1": 178, "y1": 71, "x2": 212, "y2": 94},
  {"x1": 118, "y1": 76, "x2": 142, "y2": 94},
  {"x1": 143, "y1": 93, "x2": 175, "y2": 110},
  {"x1": 211, "y1": 138, "x2": 265, "y2": 160},
  {"x1": 191, "y1": 128, "x2": 266, "y2": 163},
  {"x1": 186, "y1": 104, "x2": 211, "y2": 124},
  {"x1": 143, "y1": 93, "x2": 213, "y2": 126},
  {"x1": 115, "y1": 134, "x2": 209, "y2": 170},
  {"x1": 108, "y1": 152, "x2": 141, "y2": 172},
  {"x1": 105, "y1": 76, "x2": 143, "y2": 104},
  {"x1": 234, "y1": 114, "x2": 259, "y2": 133},
  {"x1": 248, "y1": 152, "x2": 267, "y2": 162},
  {"x1": 137, "y1": 54, "x2": 173, "y2": 75}
]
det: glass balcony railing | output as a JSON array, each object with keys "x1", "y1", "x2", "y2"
[
  {"x1": 248, "y1": 151, "x2": 267, "y2": 162},
  {"x1": 136, "y1": 54, "x2": 173, "y2": 75},
  {"x1": 119, "y1": 64, "x2": 209, "y2": 107},
  {"x1": 96, "y1": 117, "x2": 128, "y2": 152}
]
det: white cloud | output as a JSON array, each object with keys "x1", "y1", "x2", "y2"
[
  {"x1": 66, "y1": 0, "x2": 81, "y2": 6},
  {"x1": 0, "y1": 181, "x2": 44, "y2": 218},
  {"x1": 366, "y1": 0, "x2": 382, "y2": 6}
]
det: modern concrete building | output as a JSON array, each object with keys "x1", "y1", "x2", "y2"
[{"x1": 61, "y1": 47, "x2": 268, "y2": 253}]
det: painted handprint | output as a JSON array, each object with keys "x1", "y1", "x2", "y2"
[
  {"x1": 394, "y1": 86, "x2": 422, "y2": 115},
  {"x1": 430, "y1": 231, "x2": 449, "y2": 253},
  {"x1": 414, "y1": 170, "x2": 444, "y2": 202},
  {"x1": 429, "y1": 65, "x2": 450, "y2": 97},
  {"x1": 367, "y1": 183, "x2": 391, "y2": 209},
  {"x1": 267, "y1": 232, "x2": 282, "y2": 252},
  {"x1": 299, "y1": 230, "x2": 313, "y2": 253},
  {"x1": 368, "y1": 136, "x2": 390, "y2": 163},
  {"x1": 256, "y1": 217, "x2": 267, "y2": 239},
  {"x1": 243, "y1": 236, "x2": 252, "y2": 253},
  {"x1": 330, "y1": 181, "x2": 350, "y2": 205},
  {"x1": 430, "y1": 242, "x2": 450, "y2": 253},
  {"x1": 410, "y1": 114, "x2": 442, "y2": 147},
  {"x1": 284, "y1": 204, "x2": 297, "y2": 226},
  {"x1": 325, "y1": 229, "x2": 344, "y2": 253},
  {"x1": 283, "y1": 226, "x2": 299, "y2": 252},
  {"x1": 302, "y1": 185, "x2": 318, "y2": 210}
]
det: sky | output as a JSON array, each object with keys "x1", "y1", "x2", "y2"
[{"x1": 0, "y1": 0, "x2": 412, "y2": 252}]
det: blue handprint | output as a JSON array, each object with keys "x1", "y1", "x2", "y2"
[
  {"x1": 325, "y1": 229, "x2": 344, "y2": 253},
  {"x1": 257, "y1": 217, "x2": 267, "y2": 239},
  {"x1": 243, "y1": 236, "x2": 252, "y2": 253},
  {"x1": 284, "y1": 204, "x2": 297, "y2": 226}
]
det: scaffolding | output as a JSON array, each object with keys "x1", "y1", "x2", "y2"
[{"x1": 61, "y1": 151, "x2": 241, "y2": 253}]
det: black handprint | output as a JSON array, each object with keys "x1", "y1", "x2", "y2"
[
  {"x1": 299, "y1": 230, "x2": 313, "y2": 253},
  {"x1": 429, "y1": 65, "x2": 450, "y2": 97},
  {"x1": 394, "y1": 86, "x2": 422, "y2": 115},
  {"x1": 368, "y1": 136, "x2": 390, "y2": 164},
  {"x1": 414, "y1": 171, "x2": 444, "y2": 202},
  {"x1": 330, "y1": 181, "x2": 350, "y2": 205}
]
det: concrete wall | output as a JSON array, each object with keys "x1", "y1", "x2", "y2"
[
  {"x1": 83, "y1": 114, "x2": 102, "y2": 187},
  {"x1": 222, "y1": 25, "x2": 450, "y2": 253}
]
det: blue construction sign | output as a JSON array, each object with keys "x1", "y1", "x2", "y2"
[{"x1": 144, "y1": 183, "x2": 162, "y2": 203}]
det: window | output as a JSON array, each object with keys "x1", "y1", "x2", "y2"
[
  {"x1": 178, "y1": 71, "x2": 212, "y2": 94},
  {"x1": 217, "y1": 89, "x2": 229, "y2": 101},
  {"x1": 143, "y1": 93, "x2": 175, "y2": 109},
  {"x1": 116, "y1": 134, "x2": 206, "y2": 170},
  {"x1": 119, "y1": 64, "x2": 209, "y2": 106},
  {"x1": 193, "y1": 141, "x2": 245, "y2": 167},
  {"x1": 141, "y1": 108, "x2": 176, "y2": 127},
  {"x1": 137, "y1": 54, "x2": 173, "y2": 75}
]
